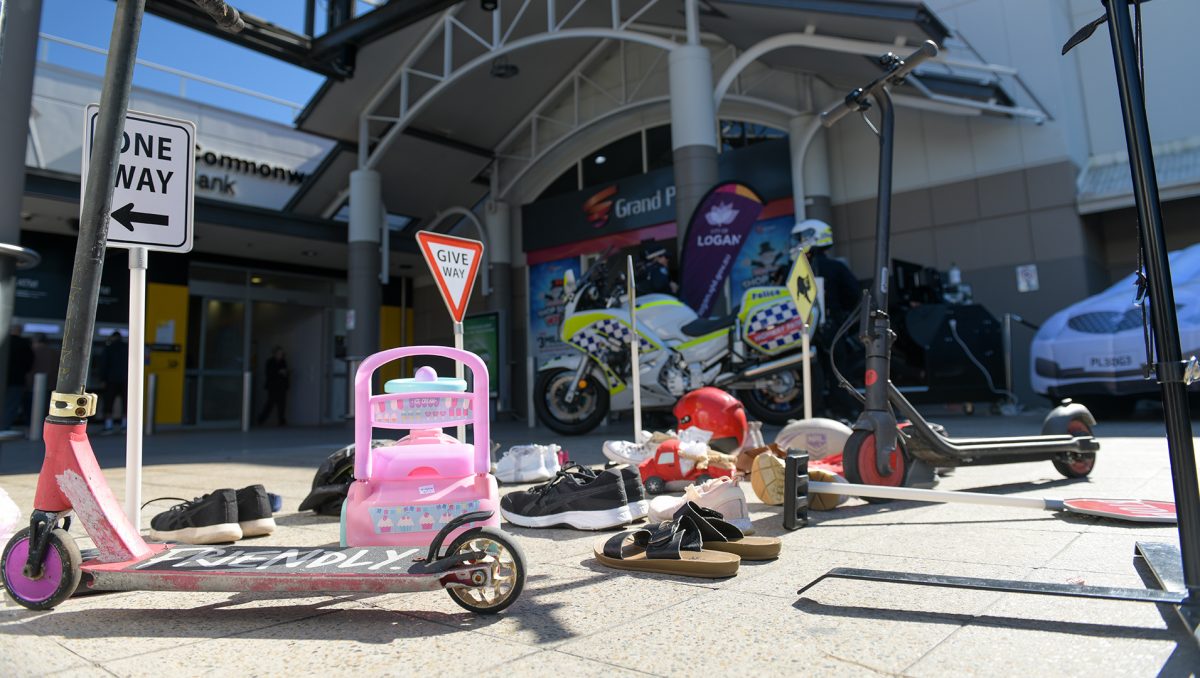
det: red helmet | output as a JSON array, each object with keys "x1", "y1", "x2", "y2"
[{"x1": 674, "y1": 387, "x2": 747, "y2": 453}]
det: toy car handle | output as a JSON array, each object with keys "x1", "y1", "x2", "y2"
[
  {"x1": 355, "y1": 345, "x2": 490, "y2": 479},
  {"x1": 820, "y1": 40, "x2": 938, "y2": 128}
]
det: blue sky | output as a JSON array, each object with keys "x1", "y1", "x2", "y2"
[{"x1": 36, "y1": 0, "x2": 379, "y2": 124}]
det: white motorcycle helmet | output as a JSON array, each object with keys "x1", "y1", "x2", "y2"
[{"x1": 791, "y1": 219, "x2": 834, "y2": 252}]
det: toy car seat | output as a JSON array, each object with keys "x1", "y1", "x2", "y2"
[{"x1": 342, "y1": 346, "x2": 500, "y2": 548}]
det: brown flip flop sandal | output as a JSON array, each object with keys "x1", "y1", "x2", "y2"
[
  {"x1": 675, "y1": 501, "x2": 782, "y2": 561},
  {"x1": 593, "y1": 516, "x2": 740, "y2": 579}
]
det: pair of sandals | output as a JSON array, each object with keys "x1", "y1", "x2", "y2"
[{"x1": 594, "y1": 501, "x2": 781, "y2": 578}]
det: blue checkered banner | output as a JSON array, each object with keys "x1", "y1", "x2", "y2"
[{"x1": 744, "y1": 298, "x2": 806, "y2": 353}]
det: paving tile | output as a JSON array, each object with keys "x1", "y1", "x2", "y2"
[
  {"x1": 0, "y1": 633, "x2": 99, "y2": 676},
  {"x1": 98, "y1": 606, "x2": 539, "y2": 677},
  {"x1": 561, "y1": 589, "x2": 936, "y2": 676},
  {"x1": 0, "y1": 590, "x2": 370, "y2": 663},
  {"x1": 372, "y1": 563, "x2": 707, "y2": 648},
  {"x1": 485, "y1": 649, "x2": 649, "y2": 678}
]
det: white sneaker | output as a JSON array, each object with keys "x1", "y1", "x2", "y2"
[
  {"x1": 601, "y1": 430, "x2": 674, "y2": 466},
  {"x1": 495, "y1": 444, "x2": 561, "y2": 483},
  {"x1": 647, "y1": 476, "x2": 756, "y2": 535}
]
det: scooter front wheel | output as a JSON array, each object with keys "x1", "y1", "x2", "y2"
[
  {"x1": 446, "y1": 527, "x2": 525, "y2": 615},
  {"x1": 1051, "y1": 419, "x2": 1096, "y2": 479},
  {"x1": 2, "y1": 527, "x2": 82, "y2": 610},
  {"x1": 843, "y1": 430, "x2": 910, "y2": 501}
]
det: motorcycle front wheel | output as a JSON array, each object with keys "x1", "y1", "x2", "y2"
[
  {"x1": 535, "y1": 367, "x2": 610, "y2": 435},
  {"x1": 739, "y1": 366, "x2": 822, "y2": 425}
]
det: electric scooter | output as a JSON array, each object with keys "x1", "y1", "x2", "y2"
[
  {"x1": 817, "y1": 41, "x2": 1100, "y2": 489},
  {"x1": 1, "y1": 0, "x2": 523, "y2": 616}
]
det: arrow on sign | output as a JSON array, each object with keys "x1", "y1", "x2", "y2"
[{"x1": 111, "y1": 202, "x2": 169, "y2": 232}]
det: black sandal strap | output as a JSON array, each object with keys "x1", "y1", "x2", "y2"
[
  {"x1": 601, "y1": 516, "x2": 705, "y2": 560},
  {"x1": 673, "y1": 501, "x2": 744, "y2": 542}
]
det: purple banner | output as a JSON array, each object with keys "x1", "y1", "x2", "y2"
[{"x1": 679, "y1": 183, "x2": 765, "y2": 316}]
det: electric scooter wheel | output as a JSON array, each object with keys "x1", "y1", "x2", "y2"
[
  {"x1": 2, "y1": 527, "x2": 82, "y2": 610},
  {"x1": 842, "y1": 430, "x2": 910, "y2": 502},
  {"x1": 1051, "y1": 419, "x2": 1096, "y2": 479},
  {"x1": 445, "y1": 527, "x2": 525, "y2": 615}
]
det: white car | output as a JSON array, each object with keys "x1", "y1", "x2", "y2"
[{"x1": 1031, "y1": 241, "x2": 1200, "y2": 409}]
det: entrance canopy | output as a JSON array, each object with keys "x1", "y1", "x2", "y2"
[{"x1": 287, "y1": 0, "x2": 1046, "y2": 232}]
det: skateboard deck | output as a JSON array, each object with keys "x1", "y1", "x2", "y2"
[{"x1": 80, "y1": 543, "x2": 489, "y2": 594}]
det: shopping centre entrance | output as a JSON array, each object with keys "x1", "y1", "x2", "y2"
[{"x1": 184, "y1": 264, "x2": 348, "y2": 427}]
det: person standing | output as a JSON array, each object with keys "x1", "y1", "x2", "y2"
[
  {"x1": 637, "y1": 246, "x2": 677, "y2": 295},
  {"x1": 3, "y1": 325, "x2": 33, "y2": 430},
  {"x1": 258, "y1": 346, "x2": 290, "y2": 426},
  {"x1": 792, "y1": 219, "x2": 862, "y2": 419},
  {"x1": 24, "y1": 333, "x2": 58, "y2": 426},
  {"x1": 97, "y1": 332, "x2": 129, "y2": 432}
]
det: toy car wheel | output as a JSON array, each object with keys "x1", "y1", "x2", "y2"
[
  {"x1": 1052, "y1": 419, "x2": 1096, "y2": 479},
  {"x1": 843, "y1": 430, "x2": 910, "y2": 502},
  {"x1": 643, "y1": 476, "x2": 666, "y2": 495},
  {"x1": 2, "y1": 527, "x2": 82, "y2": 610},
  {"x1": 696, "y1": 474, "x2": 713, "y2": 484},
  {"x1": 446, "y1": 527, "x2": 525, "y2": 615}
]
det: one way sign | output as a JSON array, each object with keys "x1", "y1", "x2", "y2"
[{"x1": 82, "y1": 105, "x2": 195, "y2": 252}]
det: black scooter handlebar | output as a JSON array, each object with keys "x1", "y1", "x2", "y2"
[
  {"x1": 190, "y1": 0, "x2": 245, "y2": 33},
  {"x1": 820, "y1": 40, "x2": 939, "y2": 128}
]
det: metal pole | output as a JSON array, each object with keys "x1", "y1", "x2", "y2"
[
  {"x1": 125, "y1": 247, "x2": 147, "y2": 528},
  {"x1": 241, "y1": 370, "x2": 251, "y2": 432},
  {"x1": 801, "y1": 326, "x2": 813, "y2": 420},
  {"x1": 1002, "y1": 313, "x2": 1014, "y2": 404},
  {"x1": 144, "y1": 372, "x2": 156, "y2": 436},
  {"x1": 28, "y1": 373, "x2": 47, "y2": 442},
  {"x1": 1104, "y1": 0, "x2": 1200, "y2": 598},
  {"x1": 52, "y1": 0, "x2": 145, "y2": 407},
  {"x1": 454, "y1": 320, "x2": 465, "y2": 441},
  {"x1": 627, "y1": 257, "x2": 642, "y2": 439}
]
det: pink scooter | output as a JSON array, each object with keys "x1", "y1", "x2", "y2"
[{"x1": 1, "y1": 348, "x2": 525, "y2": 615}]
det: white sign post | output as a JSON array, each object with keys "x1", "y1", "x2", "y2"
[
  {"x1": 626, "y1": 256, "x2": 642, "y2": 441},
  {"x1": 82, "y1": 105, "x2": 195, "y2": 530},
  {"x1": 415, "y1": 231, "x2": 484, "y2": 440}
]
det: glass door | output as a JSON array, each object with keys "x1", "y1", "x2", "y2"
[{"x1": 186, "y1": 296, "x2": 249, "y2": 426}]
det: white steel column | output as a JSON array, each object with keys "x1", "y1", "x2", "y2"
[
  {"x1": 668, "y1": 41, "x2": 718, "y2": 239},
  {"x1": 788, "y1": 114, "x2": 833, "y2": 223},
  {"x1": 349, "y1": 170, "x2": 383, "y2": 362}
]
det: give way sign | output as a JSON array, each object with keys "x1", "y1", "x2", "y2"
[
  {"x1": 81, "y1": 104, "x2": 195, "y2": 252},
  {"x1": 416, "y1": 231, "x2": 484, "y2": 322}
]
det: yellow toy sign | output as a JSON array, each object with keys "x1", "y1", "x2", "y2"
[{"x1": 786, "y1": 254, "x2": 817, "y2": 326}]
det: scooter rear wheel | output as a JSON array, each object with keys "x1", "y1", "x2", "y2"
[
  {"x1": 446, "y1": 527, "x2": 525, "y2": 615},
  {"x1": 2, "y1": 527, "x2": 82, "y2": 610},
  {"x1": 843, "y1": 430, "x2": 910, "y2": 502},
  {"x1": 1051, "y1": 419, "x2": 1096, "y2": 479}
]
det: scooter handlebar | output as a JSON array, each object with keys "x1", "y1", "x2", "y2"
[
  {"x1": 190, "y1": 0, "x2": 245, "y2": 33},
  {"x1": 820, "y1": 40, "x2": 939, "y2": 128}
]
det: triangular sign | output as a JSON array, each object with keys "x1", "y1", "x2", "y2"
[{"x1": 415, "y1": 230, "x2": 485, "y2": 322}]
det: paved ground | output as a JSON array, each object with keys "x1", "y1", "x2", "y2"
[{"x1": 1, "y1": 410, "x2": 1199, "y2": 676}]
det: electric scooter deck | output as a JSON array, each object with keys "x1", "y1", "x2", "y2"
[{"x1": 81, "y1": 543, "x2": 496, "y2": 594}]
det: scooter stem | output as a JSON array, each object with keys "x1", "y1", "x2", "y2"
[{"x1": 856, "y1": 87, "x2": 899, "y2": 475}]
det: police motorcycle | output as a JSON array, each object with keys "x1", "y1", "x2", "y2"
[{"x1": 535, "y1": 247, "x2": 819, "y2": 434}]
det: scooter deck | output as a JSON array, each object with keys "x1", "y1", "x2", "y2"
[{"x1": 80, "y1": 543, "x2": 488, "y2": 595}]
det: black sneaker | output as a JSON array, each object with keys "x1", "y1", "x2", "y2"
[
  {"x1": 148, "y1": 489, "x2": 242, "y2": 544},
  {"x1": 236, "y1": 485, "x2": 276, "y2": 537},
  {"x1": 562, "y1": 464, "x2": 647, "y2": 521},
  {"x1": 500, "y1": 468, "x2": 632, "y2": 530}
]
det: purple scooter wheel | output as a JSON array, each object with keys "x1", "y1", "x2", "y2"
[{"x1": 1, "y1": 528, "x2": 82, "y2": 610}]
